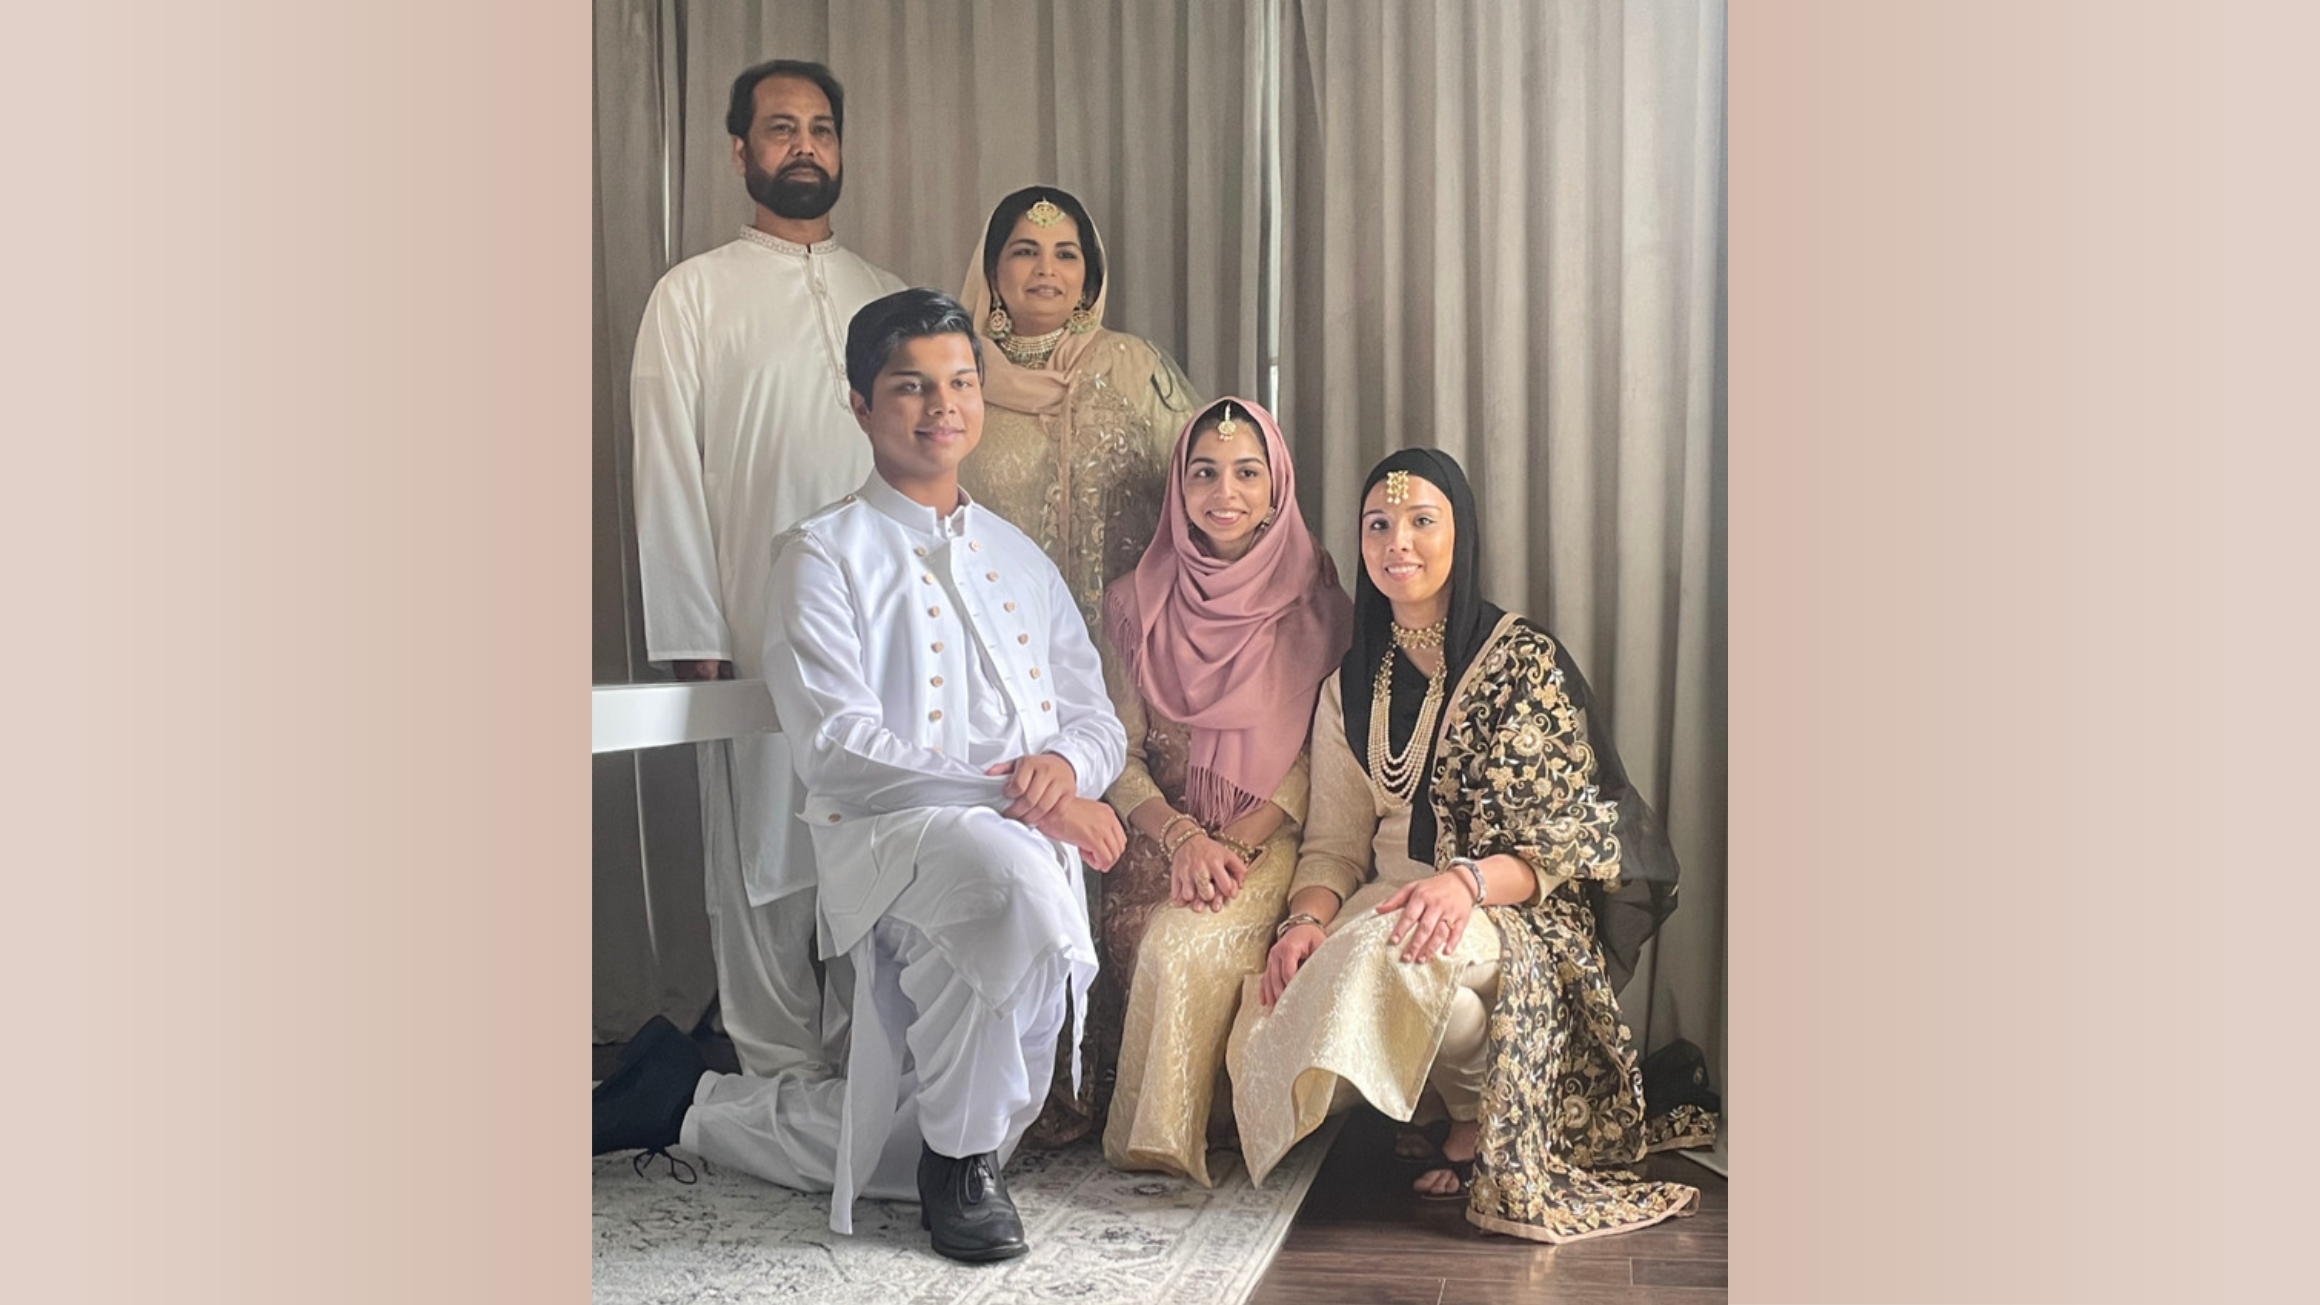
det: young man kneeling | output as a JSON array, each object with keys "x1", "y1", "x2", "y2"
[{"x1": 595, "y1": 288, "x2": 1128, "y2": 1263}]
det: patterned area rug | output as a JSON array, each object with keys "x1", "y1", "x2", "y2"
[{"x1": 592, "y1": 1120, "x2": 1340, "y2": 1305}]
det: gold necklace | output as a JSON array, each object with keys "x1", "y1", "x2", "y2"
[
  {"x1": 1390, "y1": 617, "x2": 1447, "y2": 651},
  {"x1": 998, "y1": 325, "x2": 1065, "y2": 367},
  {"x1": 1367, "y1": 646, "x2": 1446, "y2": 805}
]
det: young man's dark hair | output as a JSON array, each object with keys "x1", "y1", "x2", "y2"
[
  {"x1": 726, "y1": 59, "x2": 846, "y2": 140},
  {"x1": 845, "y1": 288, "x2": 986, "y2": 404}
]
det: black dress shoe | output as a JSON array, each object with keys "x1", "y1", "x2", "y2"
[
  {"x1": 916, "y1": 1144, "x2": 1028, "y2": 1263},
  {"x1": 593, "y1": 1016, "x2": 706, "y2": 1155},
  {"x1": 610, "y1": 1015, "x2": 682, "y2": 1072}
]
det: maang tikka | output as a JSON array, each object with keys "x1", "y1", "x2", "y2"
[
  {"x1": 1384, "y1": 469, "x2": 1410, "y2": 504},
  {"x1": 1216, "y1": 403, "x2": 1240, "y2": 438}
]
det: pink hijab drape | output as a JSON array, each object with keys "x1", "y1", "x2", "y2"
[
  {"x1": 957, "y1": 202, "x2": 1115, "y2": 420},
  {"x1": 1103, "y1": 397, "x2": 1353, "y2": 828}
]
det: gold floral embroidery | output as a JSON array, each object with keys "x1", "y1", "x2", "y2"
[
  {"x1": 957, "y1": 338, "x2": 1195, "y2": 630},
  {"x1": 1431, "y1": 621, "x2": 1699, "y2": 1243}
]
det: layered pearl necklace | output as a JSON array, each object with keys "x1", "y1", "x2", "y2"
[{"x1": 1367, "y1": 618, "x2": 1448, "y2": 804}]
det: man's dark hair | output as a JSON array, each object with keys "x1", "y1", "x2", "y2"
[
  {"x1": 727, "y1": 59, "x2": 845, "y2": 140},
  {"x1": 846, "y1": 289, "x2": 985, "y2": 405},
  {"x1": 979, "y1": 186, "x2": 1106, "y2": 309}
]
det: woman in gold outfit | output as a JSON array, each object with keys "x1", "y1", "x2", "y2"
[
  {"x1": 1227, "y1": 448, "x2": 1699, "y2": 1243},
  {"x1": 1095, "y1": 398, "x2": 1350, "y2": 1185},
  {"x1": 959, "y1": 186, "x2": 1202, "y2": 1148},
  {"x1": 957, "y1": 186, "x2": 1201, "y2": 630}
]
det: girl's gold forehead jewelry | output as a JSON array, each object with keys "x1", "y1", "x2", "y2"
[
  {"x1": 1216, "y1": 403, "x2": 1239, "y2": 438},
  {"x1": 1026, "y1": 198, "x2": 1065, "y2": 226},
  {"x1": 1384, "y1": 469, "x2": 1410, "y2": 503}
]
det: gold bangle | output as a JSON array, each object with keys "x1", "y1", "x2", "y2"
[
  {"x1": 1157, "y1": 813, "x2": 1200, "y2": 849},
  {"x1": 1274, "y1": 912, "x2": 1325, "y2": 941},
  {"x1": 1165, "y1": 824, "x2": 1205, "y2": 860},
  {"x1": 1214, "y1": 833, "x2": 1263, "y2": 864}
]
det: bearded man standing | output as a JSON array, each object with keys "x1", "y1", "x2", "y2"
[{"x1": 629, "y1": 59, "x2": 905, "y2": 1080}]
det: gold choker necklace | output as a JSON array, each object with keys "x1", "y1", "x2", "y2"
[
  {"x1": 1391, "y1": 617, "x2": 1447, "y2": 651},
  {"x1": 998, "y1": 326, "x2": 1065, "y2": 367}
]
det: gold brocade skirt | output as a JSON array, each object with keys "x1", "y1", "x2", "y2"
[
  {"x1": 1101, "y1": 824, "x2": 1300, "y2": 1186},
  {"x1": 1225, "y1": 882, "x2": 1503, "y2": 1186}
]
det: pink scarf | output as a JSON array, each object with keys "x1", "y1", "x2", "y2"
[
  {"x1": 1103, "y1": 398, "x2": 1353, "y2": 827},
  {"x1": 957, "y1": 211, "x2": 1114, "y2": 420}
]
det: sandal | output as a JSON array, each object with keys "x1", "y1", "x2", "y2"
[{"x1": 1414, "y1": 1154, "x2": 1475, "y2": 1201}]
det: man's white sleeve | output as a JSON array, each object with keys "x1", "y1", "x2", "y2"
[
  {"x1": 761, "y1": 532, "x2": 1013, "y2": 813},
  {"x1": 1039, "y1": 563, "x2": 1128, "y2": 798},
  {"x1": 630, "y1": 275, "x2": 730, "y2": 663}
]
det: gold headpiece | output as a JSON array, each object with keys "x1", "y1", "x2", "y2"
[
  {"x1": 1216, "y1": 403, "x2": 1239, "y2": 438},
  {"x1": 1026, "y1": 198, "x2": 1065, "y2": 227},
  {"x1": 1384, "y1": 470, "x2": 1410, "y2": 504}
]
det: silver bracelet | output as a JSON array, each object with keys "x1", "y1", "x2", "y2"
[
  {"x1": 1448, "y1": 857, "x2": 1487, "y2": 905},
  {"x1": 1274, "y1": 912, "x2": 1325, "y2": 941}
]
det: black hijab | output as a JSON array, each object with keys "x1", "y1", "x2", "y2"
[
  {"x1": 1341, "y1": 448, "x2": 1679, "y2": 986},
  {"x1": 1340, "y1": 448, "x2": 1503, "y2": 865}
]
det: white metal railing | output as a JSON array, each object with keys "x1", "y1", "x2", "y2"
[{"x1": 591, "y1": 679, "x2": 780, "y2": 753}]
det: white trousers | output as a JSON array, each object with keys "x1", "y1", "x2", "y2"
[
  {"x1": 1428, "y1": 959, "x2": 1504, "y2": 1121},
  {"x1": 680, "y1": 807, "x2": 1087, "y2": 1227},
  {"x1": 698, "y1": 737, "x2": 848, "y2": 1079}
]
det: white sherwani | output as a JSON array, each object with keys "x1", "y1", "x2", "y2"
[
  {"x1": 629, "y1": 228, "x2": 904, "y2": 1076},
  {"x1": 679, "y1": 473, "x2": 1127, "y2": 1234}
]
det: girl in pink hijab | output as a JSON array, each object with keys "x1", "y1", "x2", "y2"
[{"x1": 1094, "y1": 396, "x2": 1352, "y2": 1185}]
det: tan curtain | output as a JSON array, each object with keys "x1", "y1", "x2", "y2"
[
  {"x1": 593, "y1": 0, "x2": 717, "y2": 1040},
  {"x1": 1277, "y1": 0, "x2": 1728, "y2": 1138}
]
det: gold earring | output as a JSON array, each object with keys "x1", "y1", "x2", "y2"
[
  {"x1": 987, "y1": 305, "x2": 1012, "y2": 342},
  {"x1": 1066, "y1": 303, "x2": 1096, "y2": 334}
]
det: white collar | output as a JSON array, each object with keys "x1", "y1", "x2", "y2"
[
  {"x1": 858, "y1": 472, "x2": 977, "y2": 539},
  {"x1": 737, "y1": 226, "x2": 841, "y2": 257}
]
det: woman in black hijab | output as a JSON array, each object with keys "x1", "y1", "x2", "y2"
[{"x1": 1224, "y1": 449, "x2": 1693, "y2": 1244}]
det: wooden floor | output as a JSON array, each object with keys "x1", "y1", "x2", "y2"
[
  {"x1": 595, "y1": 1032, "x2": 1727, "y2": 1304},
  {"x1": 1247, "y1": 1105, "x2": 1726, "y2": 1305}
]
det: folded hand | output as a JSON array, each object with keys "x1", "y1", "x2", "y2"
[
  {"x1": 1034, "y1": 797, "x2": 1127, "y2": 871},
  {"x1": 990, "y1": 752, "x2": 1079, "y2": 826}
]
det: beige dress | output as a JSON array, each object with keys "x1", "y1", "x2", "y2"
[
  {"x1": 1225, "y1": 670, "x2": 1555, "y2": 1183},
  {"x1": 957, "y1": 334, "x2": 1199, "y2": 628},
  {"x1": 1095, "y1": 617, "x2": 1307, "y2": 1187}
]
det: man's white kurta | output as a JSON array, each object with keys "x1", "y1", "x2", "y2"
[
  {"x1": 631, "y1": 229, "x2": 905, "y2": 905},
  {"x1": 759, "y1": 473, "x2": 1128, "y2": 1230}
]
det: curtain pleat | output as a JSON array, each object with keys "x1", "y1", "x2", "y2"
[{"x1": 593, "y1": 0, "x2": 719, "y2": 1040}]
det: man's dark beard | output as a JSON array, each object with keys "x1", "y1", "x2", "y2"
[{"x1": 745, "y1": 160, "x2": 842, "y2": 221}]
